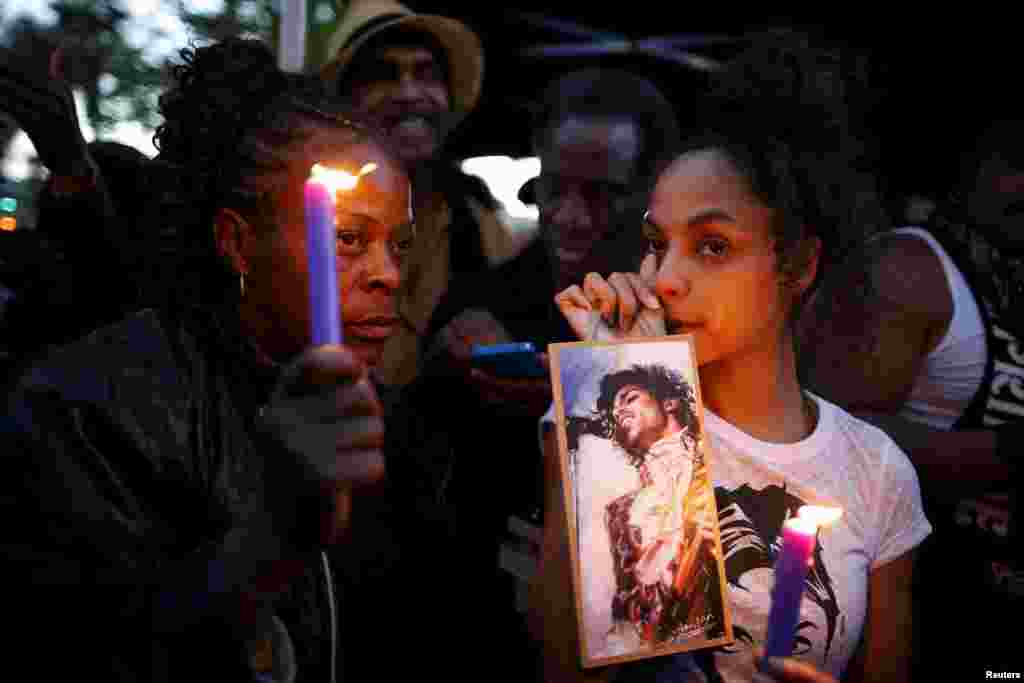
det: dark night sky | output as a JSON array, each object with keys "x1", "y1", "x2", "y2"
[{"x1": 404, "y1": 3, "x2": 1022, "y2": 199}]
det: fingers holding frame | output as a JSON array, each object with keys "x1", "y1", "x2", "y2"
[
  {"x1": 607, "y1": 272, "x2": 639, "y2": 333},
  {"x1": 582, "y1": 272, "x2": 618, "y2": 322},
  {"x1": 554, "y1": 284, "x2": 596, "y2": 340}
]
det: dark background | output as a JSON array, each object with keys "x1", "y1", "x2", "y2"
[{"x1": 405, "y1": 3, "x2": 1022, "y2": 201}]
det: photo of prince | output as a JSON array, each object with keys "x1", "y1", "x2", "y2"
[{"x1": 591, "y1": 363, "x2": 725, "y2": 652}]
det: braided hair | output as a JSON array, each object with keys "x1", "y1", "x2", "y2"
[
  {"x1": 146, "y1": 38, "x2": 371, "y2": 309},
  {"x1": 682, "y1": 30, "x2": 888, "y2": 323}
]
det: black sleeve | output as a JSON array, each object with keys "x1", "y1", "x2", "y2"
[{"x1": 1, "y1": 370, "x2": 253, "y2": 681}]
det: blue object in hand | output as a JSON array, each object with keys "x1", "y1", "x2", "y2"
[{"x1": 470, "y1": 342, "x2": 547, "y2": 378}]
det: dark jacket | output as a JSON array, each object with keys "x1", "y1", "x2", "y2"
[{"x1": 2, "y1": 306, "x2": 336, "y2": 681}]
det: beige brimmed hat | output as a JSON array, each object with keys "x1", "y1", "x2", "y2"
[{"x1": 320, "y1": 0, "x2": 484, "y2": 118}]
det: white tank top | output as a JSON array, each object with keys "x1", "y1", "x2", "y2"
[{"x1": 889, "y1": 227, "x2": 988, "y2": 429}]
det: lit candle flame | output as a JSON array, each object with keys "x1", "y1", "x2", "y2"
[
  {"x1": 799, "y1": 506, "x2": 843, "y2": 526},
  {"x1": 310, "y1": 162, "x2": 378, "y2": 193},
  {"x1": 786, "y1": 505, "x2": 843, "y2": 535}
]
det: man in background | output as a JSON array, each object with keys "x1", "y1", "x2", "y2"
[{"x1": 320, "y1": 0, "x2": 538, "y2": 389}]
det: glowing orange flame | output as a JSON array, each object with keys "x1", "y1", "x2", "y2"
[
  {"x1": 786, "y1": 506, "x2": 843, "y2": 536},
  {"x1": 309, "y1": 162, "x2": 378, "y2": 192},
  {"x1": 799, "y1": 506, "x2": 843, "y2": 526}
]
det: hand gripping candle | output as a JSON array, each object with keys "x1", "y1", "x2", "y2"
[
  {"x1": 304, "y1": 162, "x2": 378, "y2": 346},
  {"x1": 763, "y1": 505, "x2": 843, "y2": 659}
]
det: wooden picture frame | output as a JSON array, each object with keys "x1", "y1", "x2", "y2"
[{"x1": 548, "y1": 334, "x2": 733, "y2": 668}]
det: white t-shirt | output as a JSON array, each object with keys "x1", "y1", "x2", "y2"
[{"x1": 541, "y1": 395, "x2": 932, "y2": 682}]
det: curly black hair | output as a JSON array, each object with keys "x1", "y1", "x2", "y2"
[
  {"x1": 681, "y1": 29, "x2": 888, "y2": 322},
  {"x1": 143, "y1": 37, "x2": 372, "y2": 309},
  {"x1": 594, "y1": 363, "x2": 698, "y2": 467}
]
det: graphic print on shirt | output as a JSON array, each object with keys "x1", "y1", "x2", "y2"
[
  {"x1": 954, "y1": 314, "x2": 1021, "y2": 546},
  {"x1": 711, "y1": 483, "x2": 841, "y2": 664},
  {"x1": 923, "y1": 221, "x2": 1024, "y2": 597},
  {"x1": 960, "y1": 309, "x2": 1024, "y2": 596},
  {"x1": 981, "y1": 317, "x2": 1024, "y2": 428}
]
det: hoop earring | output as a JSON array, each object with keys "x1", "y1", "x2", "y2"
[{"x1": 239, "y1": 272, "x2": 246, "y2": 299}]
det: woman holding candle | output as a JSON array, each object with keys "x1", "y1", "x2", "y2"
[
  {"x1": 1, "y1": 38, "x2": 415, "y2": 682},
  {"x1": 530, "y1": 31, "x2": 932, "y2": 682}
]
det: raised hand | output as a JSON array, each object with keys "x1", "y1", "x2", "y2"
[
  {"x1": 431, "y1": 308, "x2": 553, "y2": 417},
  {"x1": 0, "y1": 47, "x2": 92, "y2": 177},
  {"x1": 467, "y1": 352, "x2": 552, "y2": 417},
  {"x1": 554, "y1": 253, "x2": 666, "y2": 341},
  {"x1": 257, "y1": 345, "x2": 385, "y2": 548},
  {"x1": 432, "y1": 308, "x2": 513, "y2": 364}
]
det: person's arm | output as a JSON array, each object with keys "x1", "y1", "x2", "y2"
[
  {"x1": 842, "y1": 550, "x2": 916, "y2": 683},
  {"x1": 153, "y1": 346, "x2": 382, "y2": 638},
  {"x1": 418, "y1": 223, "x2": 557, "y2": 420},
  {"x1": 801, "y1": 234, "x2": 1008, "y2": 497},
  {"x1": 801, "y1": 234, "x2": 947, "y2": 412},
  {"x1": 423, "y1": 307, "x2": 553, "y2": 418},
  {"x1": 38, "y1": 154, "x2": 119, "y2": 241},
  {"x1": 527, "y1": 426, "x2": 617, "y2": 683},
  {"x1": 0, "y1": 46, "x2": 130, "y2": 329},
  {"x1": 0, "y1": 48, "x2": 117, "y2": 225}
]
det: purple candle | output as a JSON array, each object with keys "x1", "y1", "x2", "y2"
[
  {"x1": 763, "y1": 506, "x2": 842, "y2": 658},
  {"x1": 304, "y1": 163, "x2": 377, "y2": 346},
  {"x1": 304, "y1": 176, "x2": 341, "y2": 346}
]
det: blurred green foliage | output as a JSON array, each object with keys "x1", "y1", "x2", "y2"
[{"x1": 1, "y1": 0, "x2": 343, "y2": 141}]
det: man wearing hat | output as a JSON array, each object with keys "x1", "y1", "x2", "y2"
[{"x1": 321, "y1": 0, "x2": 541, "y2": 389}]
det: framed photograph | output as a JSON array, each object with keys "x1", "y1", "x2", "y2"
[{"x1": 549, "y1": 335, "x2": 733, "y2": 668}]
